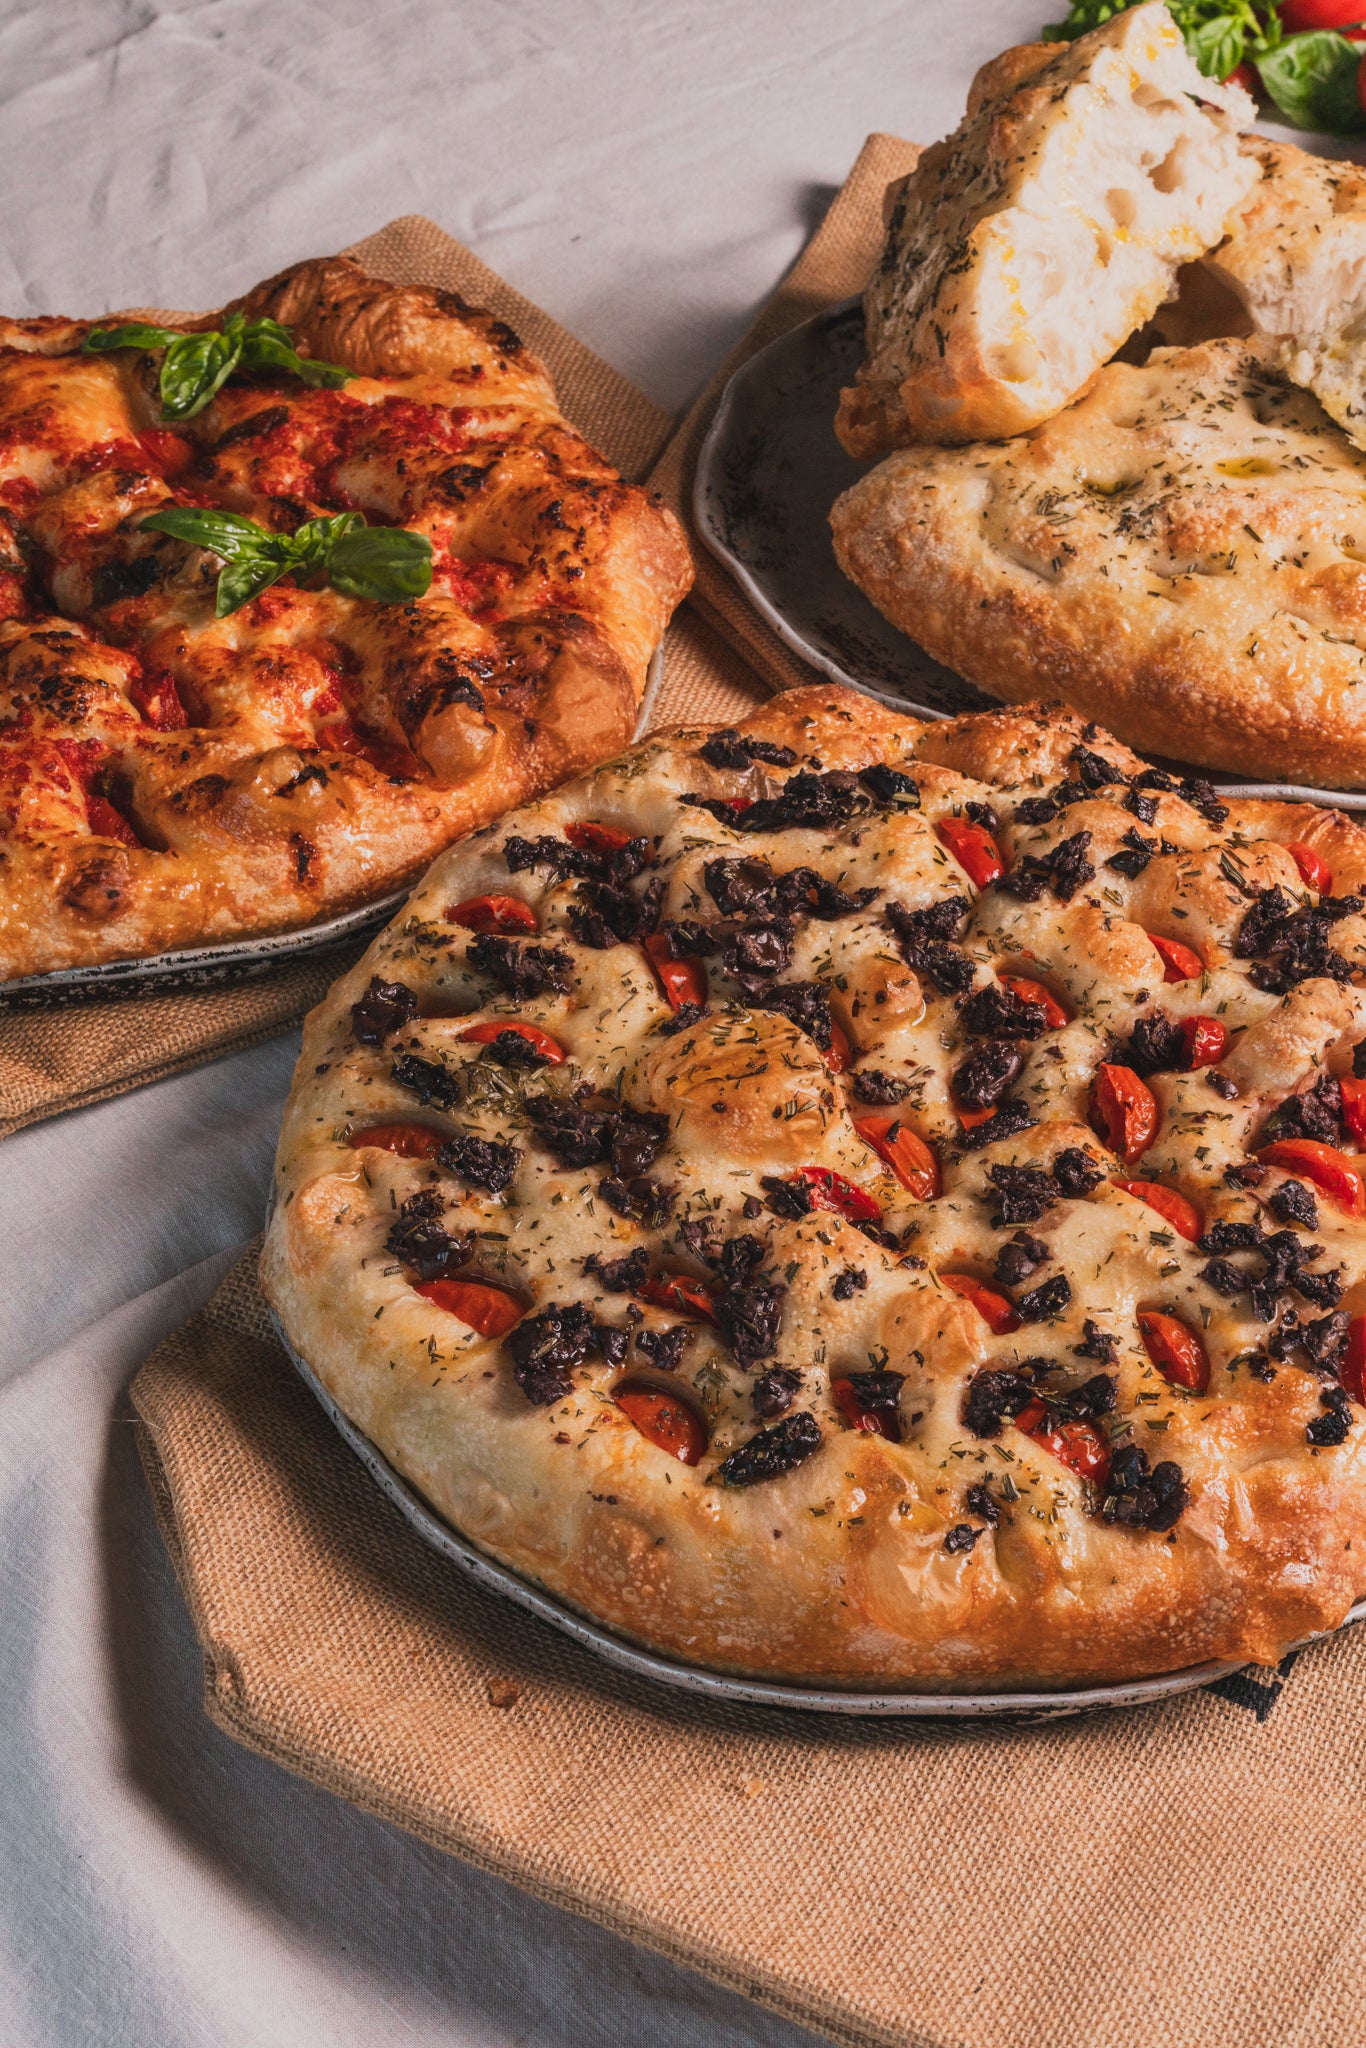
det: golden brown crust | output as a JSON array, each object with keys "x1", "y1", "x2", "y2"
[
  {"x1": 0, "y1": 258, "x2": 692, "y2": 980},
  {"x1": 832, "y1": 336, "x2": 1366, "y2": 788},
  {"x1": 263, "y1": 688, "x2": 1366, "y2": 1690}
]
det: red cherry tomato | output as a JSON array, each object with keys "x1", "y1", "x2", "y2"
[
  {"x1": 643, "y1": 932, "x2": 707, "y2": 1012},
  {"x1": 825, "y1": 1020, "x2": 852, "y2": 1074},
  {"x1": 348, "y1": 1122, "x2": 444, "y2": 1159},
  {"x1": 999, "y1": 974, "x2": 1069, "y2": 1028},
  {"x1": 1147, "y1": 933, "x2": 1203, "y2": 983},
  {"x1": 1342, "y1": 1076, "x2": 1366, "y2": 1146},
  {"x1": 1342, "y1": 1316, "x2": 1366, "y2": 1404},
  {"x1": 137, "y1": 427, "x2": 195, "y2": 475},
  {"x1": 1138, "y1": 1310, "x2": 1210, "y2": 1394},
  {"x1": 855, "y1": 1112, "x2": 940, "y2": 1199},
  {"x1": 957, "y1": 1102, "x2": 999, "y2": 1132},
  {"x1": 639, "y1": 1274, "x2": 716, "y2": 1322},
  {"x1": 1112, "y1": 1178, "x2": 1202, "y2": 1243},
  {"x1": 936, "y1": 816, "x2": 1005, "y2": 890},
  {"x1": 1091, "y1": 1063, "x2": 1159, "y2": 1164},
  {"x1": 614, "y1": 1382, "x2": 707, "y2": 1465},
  {"x1": 831, "y1": 1376, "x2": 900, "y2": 1442},
  {"x1": 1259, "y1": 1139, "x2": 1366, "y2": 1216},
  {"x1": 459, "y1": 1020, "x2": 565, "y2": 1064},
  {"x1": 414, "y1": 1277, "x2": 524, "y2": 1338},
  {"x1": 940, "y1": 1272, "x2": 1021, "y2": 1333},
  {"x1": 790, "y1": 1165, "x2": 882, "y2": 1224},
  {"x1": 128, "y1": 668, "x2": 187, "y2": 731},
  {"x1": 1014, "y1": 1396, "x2": 1047, "y2": 1435},
  {"x1": 445, "y1": 894, "x2": 538, "y2": 934},
  {"x1": 1180, "y1": 1016, "x2": 1228, "y2": 1070},
  {"x1": 1030, "y1": 1418, "x2": 1112, "y2": 1486},
  {"x1": 1286, "y1": 841, "x2": 1333, "y2": 894},
  {"x1": 85, "y1": 793, "x2": 139, "y2": 847},
  {"x1": 566, "y1": 821, "x2": 632, "y2": 853},
  {"x1": 1281, "y1": 0, "x2": 1366, "y2": 32},
  {"x1": 1224, "y1": 58, "x2": 1260, "y2": 92}
]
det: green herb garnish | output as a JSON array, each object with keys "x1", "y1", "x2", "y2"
[
  {"x1": 82, "y1": 312, "x2": 355, "y2": 421},
  {"x1": 139, "y1": 507, "x2": 432, "y2": 616}
]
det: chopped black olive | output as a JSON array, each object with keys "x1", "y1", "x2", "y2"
[
  {"x1": 751, "y1": 1366, "x2": 802, "y2": 1418},
  {"x1": 965, "y1": 1480, "x2": 1001, "y2": 1525},
  {"x1": 1015, "y1": 1273, "x2": 1072, "y2": 1323},
  {"x1": 993, "y1": 1231, "x2": 1048, "y2": 1287},
  {"x1": 688, "y1": 770, "x2": 868, "y2": 836},
  {"x1": 600, "y1": 1176, "x2": 676, "y2": 1227},
  {"x1": 1053, "y1": 1148, "x2": 1105, "y2": 1198},
  {"x1": 1013, "y1": 795, "x2": 1059, "y2": 825},
  {"x1": 1199, "y1": 1258, "x2": 1246, "y2": 1298},
  {"x1": 1308, "y1": 1386, "x2": 1352, "y2": 1445},
  {"x1": 742, "y1": 977, "x2": 834, "y2": 1051},
  {"x1": 859, "y1": 763, "x2": 921, "y2": 806},
  {"x1": 390, "y1": 1051, "x2": 461, "y2": 1110},
  {"x1": 473, "y1": 1027, "x2": 556, "y2": 1070},
  {"x1": 943, "y1": 1523, "x2": 981, "y2": 1554},
  {"x1": 884, "y1": 897, "x2": 974, "y2": 995},
  {"x1": 717, "y1": 1410, "x2": 823, "y2": 1484},
  {"x1": 714, "y1": 1274, "x2": 786, "y2": 1368},
  {"x1": 1106, "y1": 827, "x2": 1157, "y2": 879},
  {"x1": 1001, "y1": 830, "x2": 1094, "y2": 905},
  {"x1": 1074, "y1": 1319, "x2": 1118, "y2": 1364},
  {"x1": 1270, "y1": 1179, "x2": 1319, "y2": 1229},
  {"x1": 959, "y1": 1099, "x2": 1037, "y2": 1148},
  {"x1": 436, "y1": 1133, "x2": 520, "y2": 1194},
  {"x1": 953, "y1": 1039, "x2": 1023, "y2": 1109},
  {"x1": 850, "y1": 1067, "x2": 910, "y2": 1106},
  {"x1": 584, "y1": 1246, "x2": 649, "y2": 1293},
  {"x1": 505, "y1": 1301, "x2": 622, "y2": 1405},
  {"x1": 958, "y1": 982, "x2": 1049, "y2": 1040},
  {"x1": 1303, "y1": 1311, "x2": 1351, "y2": 1373},
  {"x1": 385, "y1": 1189, "x2": 473, "y2": 1282},
  {"x1": 503, "y1": 831, "x2": 651, "y2": 883},
  {"x1": 698, "y1": 727, "x2": 798, "y2": 770},
  {"x1": 1261, "y1": 1076, "x2": 1343, "y2": 1147},
  {"x1": 1125, "y1": 1011, "x2": 1184, "y2": 1078},
  {"x1": 1072, "y1": 745, "x2": 1126, "y2": 789},
  {"x1": 351, "y1": 976, "x2": 419, "y2": 1045},
  {"x1": 844, "y1": 1369, "x2": 905, "y2": 1414},
  {"x1": 987, "y1": 1164, "x2": 1058, "y2": 1226},
  {"x1": 1235, "y1": 886, "x2": 1360, "y2": 995},
  {"x1": 963, "y1": 1368, "x2": 1037, "y2": 1438},
  {"x1": 466, "y1": 934, "x2": 574, "y2": 999},
  {"x1": 1102, "y1": 1445, "x2": 1189, "y2": 1531},
  {"x1": 635, "y1": 1325, "x2": 691, "y2": 1371},
  {"x1": 831, "y1": 1265, "x2": 868, "y2": 1301}
]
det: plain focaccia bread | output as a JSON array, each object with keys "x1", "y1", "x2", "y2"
[
  {"x1": 833, "y1": 335, "x2": 1366, "y2": 789},
  {"x1": 0, "y1": 257, "x2": 691, "y2": 980},
  {"x1": 833, "y1": 2, "x2": 1254, "y2": 459},
  {"x1": 1159, "y1": 139, "x2": 1366, "y2": 453},
  {"x1": 264, "y1": 687, "x2": 1366, "y2": 1691}
]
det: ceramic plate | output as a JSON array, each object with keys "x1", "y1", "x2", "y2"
[
  {"x1": 694, "y1": 300, "x2": 1366, "y2": 813},
  {"x1": 270, "y1": 1306, "x2": 1365, "y2": 1720},
  {"x1": 0, "y1": 645, "x2": 667, "y2": 1011}
]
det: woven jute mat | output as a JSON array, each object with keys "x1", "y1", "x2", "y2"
[
  {"x1": 0, "y1": 216, "x2": 765, "y2": 1142},
  {"x1": 132, "y1": 1243, "x2": 1366, "y2": 2048}
]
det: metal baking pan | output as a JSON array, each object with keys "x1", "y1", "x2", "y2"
[
  {"x1": 693, "y1": 298, "x2": 1366, "y2": 815},
  {"x1": 269, "y1": 1306, "x2": 1366, "y2": 1719},
  {"x1": 0, "y1": 645, "x2": 668, "y2": 1012}
]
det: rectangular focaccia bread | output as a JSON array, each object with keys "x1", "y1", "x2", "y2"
[{"x1": 0, "y1": 258, "x2": 692, "y2": 981}]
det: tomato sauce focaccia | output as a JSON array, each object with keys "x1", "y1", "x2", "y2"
[
  {"x1": 0, "y1": 258, "x2": 691, "y2": 979},
  {"x1": 264, "y1": 687, "x2": 1366, "y2": 1690}
]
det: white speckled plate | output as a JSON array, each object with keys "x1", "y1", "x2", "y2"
[
  {"x1": 271, "y1": 1305, "x2": 1366, "y2": 1720},
  {"x1": 694, "y1": 299, "x2": 1366, "y2": 813},
  {"x1": 0, "y1": 645, "x2": 667, "y2": 1010}
]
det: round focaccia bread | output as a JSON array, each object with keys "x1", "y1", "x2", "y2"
[
  {"x1": 832, "y1": 335, "x2": 1366, "y2": 790},
  {"x1": 833, "y1": 3, "x2": 1253, "y2": 458},
  {"x1": 263, "y1": 686, "x2": 1366, "y2": 1692},
  {"x1": 0, "y1": 257, "x2": 691, "y2": 981}
]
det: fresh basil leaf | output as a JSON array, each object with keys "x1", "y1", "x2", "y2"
[
  {"x1": 243, "y1": 317, "x2": 295, "y2": 350},
  {"x1": 1258, "y1": 29, "x2": 1366, "y2": 133},
  {"x1": 326, "y1": 525, "x2": 433, "y2": 603},
  {"x1": 1041, "y1": 0, "x2": 1280, "y2": 76},
  {"x1": 288, "y1": 511, "x2": 364, "y2": 582},
  {"x1": 139, "y1": 507, "x2": 273, "y2": 561},
  {"x1": 289, "y1": 355, "x2": 356, "y2": 391},
  {"x1": 238, "y1": 326, "x2": 356, "y2": 391},
  {"x1": 215, "y1": 550, "x2": 292, "y2": 618},
  {"x1": 1186, "y1": 10, "x2": 1246, "y2": 79},
  {"x1": 159, "y1": 327, "x2": 244, "y2": 420},
  {"x1": 82, "y1": 322, "x2": 185, "y2": 355}
]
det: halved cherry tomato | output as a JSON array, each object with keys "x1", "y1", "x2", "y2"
[
  {"x1": 940, "y1": 1272, "x2": 1020, "y2": 1333},
  {"x1": 615, "y1": 1382, "x2": 707, "y2": 1465},
  {"x1": 1180, "y1": 1016, "x2": 1228, "y2": 1070},
  {"x1": 1112, "y1": 1178, "x2": 1202, "y2": 1244},
  {"x1": 1341, "y1": 1075, "x2": 1366, "y2": 1146},
  {"x1": 414, "y1": 1277, "x2": 524, "y2": 1338},
  {"x1": 713, "y1": 797, "x2": 751, "y2": 816},
  {"x1": 1137, "y1": 1310, "x2": 1210, "y2": 1394},
  {"x1": 956, "y1": 1102, "x2": 999, "y2": 1132},
  {"x1": 1030, "y1": 1418, "x2": 1111, "y2": 1486},
  {"x1": 348, "y1": 1121, "x2": 444, "y2": 1159},
  {"x1": 791, "y1": 1164, "x2": 882, "y2": 1223},
  {"x1": 826, "y1": 1021, "x2": 852, "y2": 1074},
  {"x1": 936, "y1": 816, "x2": 1005, "y2": 889},
  {"x1": 566, "y1": 821, "x2": 632, "y2": 853},
  {"x1": 137, "y1": 427, "x2": 194, "y2": 475},
  {"x1": 831, "y1": 1377, "x2": 900, "y2": 1441},
  {"x1": 128, "y1": 668, "x2": 187, "y2": 731},
  {"x1": 1224, "y1": 58, "x2": 1259, "y2": 92},
  {"x1": 1014, "y1": 1397, "x2": 1047, "y2": 1435},
  {"x1": 1286, "y1": 842, "x2": 1332, "y2": 894},
  {"x1": 1147, "y1": 933, "x2": 1204, "y2": 983},
  {"x1": 1259, "y1": 1139, "x2": 1366, "y2": 1217},
  {"x1": 1281, "y1": 0, "x2": 1366, "y2": 34},
  {"x1": 1342, "y1": 1316, "x2": 1366, "y2": 1405},
  {"x1": 639, "y1": 1274, "x2": 716, "y2": 1321},
  {"x1": 85, "y1": 794, "x2": 139, "y2": 847},
  {"x1": 643, "y1": 932, "x2": 707, "y2": 1012},
  {"x1": 460, "y1": 1020, "x2": 565, "y2": 1064},
  {"x1": 855, "y1": 1112, "x2": 940, "y2": 1200},
  {"x1": 1091, "y1": 1063, "x2": 1159, "y2": 1164},
  {"x1": 999, "y1": 974, "x2": 1069, "y2": 1029},
  {"x1": 445, "y1": 894, "x2": 538, "y2": 934}
]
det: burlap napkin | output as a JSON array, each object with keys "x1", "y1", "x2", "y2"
[
  {"x1": 132, "y1": 1242, "x2": 1366, "y2": 2048},
  {"x1": 0, "y1": 217, "x2": 765, "y2": 1142}
]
